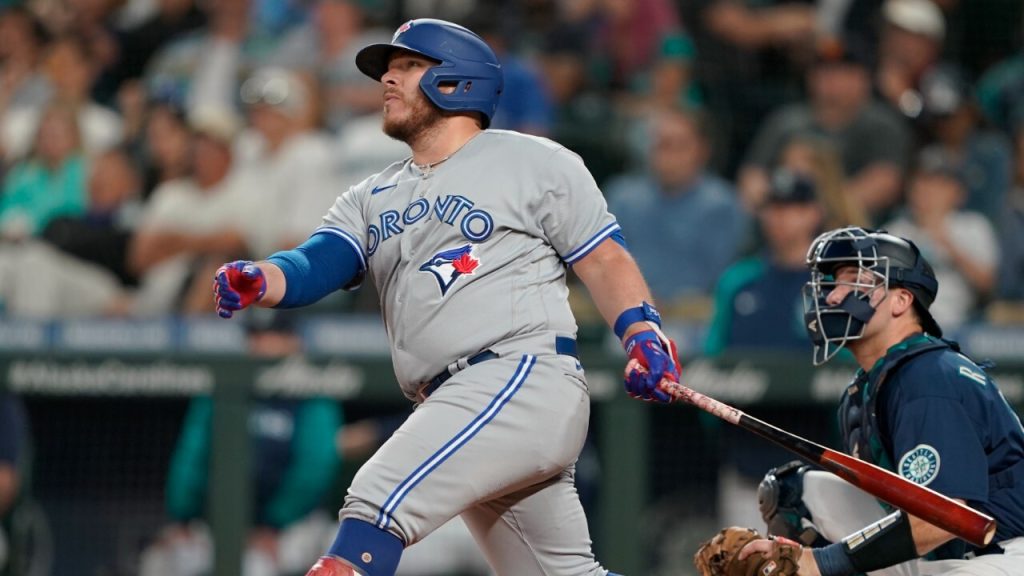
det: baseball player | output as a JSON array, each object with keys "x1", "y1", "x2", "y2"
[
  {"x1": 700, "y1": 226, "x2": 1024, "y2": 575},
  {"x1": 212, "y1": 19, "x2": 681, "y2": 576}
]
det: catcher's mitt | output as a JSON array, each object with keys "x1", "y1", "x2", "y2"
[{"x1": 693, "y1": 526, "x2": 801, "y2": 576}]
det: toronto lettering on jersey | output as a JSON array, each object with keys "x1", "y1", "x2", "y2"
[{"x1": 366, "y1": 194, "x2": 494, "y2": 256}]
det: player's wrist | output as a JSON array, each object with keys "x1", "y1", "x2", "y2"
[
  {"x1": 800, "y1": 546, "x2": 822, "y2": 576},
  {"x1": 614, "y1": 301, "x2": 662, "y2": 341}
]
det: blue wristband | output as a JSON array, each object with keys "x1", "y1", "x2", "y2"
[{"x1": 614, "y1": 301, "x2": 662, "y2": 339}]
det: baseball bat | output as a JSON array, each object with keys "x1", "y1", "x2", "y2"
[{"x1": 660, "y1": 380, "x2": 997, "y2": 547}]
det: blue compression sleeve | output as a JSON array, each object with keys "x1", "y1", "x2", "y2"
[{"x1": 266, "y1": 232, "x2": 364, "y2": 308}]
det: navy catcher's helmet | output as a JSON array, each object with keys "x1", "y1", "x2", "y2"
[
  {"x1": 803, "y1": 227, "x2": 941, "y2": 364},
  {"x1": 356, "y1": 19, "x2": 503, "y2": 128}
]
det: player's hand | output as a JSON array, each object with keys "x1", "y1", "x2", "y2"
[
  {"x1": 213, "y1": 260, "x2": 266, "y2": 319},
  {"x1": 304, "y1": 555, "x2": 356, "y2": 576},
  {"x1": 738, "y1": 535, "x2": 812, "y2": 575},
  {"x1": 623, "y1": 329, "x2": 680, "y2": 403}
]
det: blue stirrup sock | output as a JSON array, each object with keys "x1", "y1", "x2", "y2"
[{"x1": 326, "y1": 518, "x2": 403, "y2": 576}]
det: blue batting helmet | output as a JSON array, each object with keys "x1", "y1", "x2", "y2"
[{"x1": 356, "y1": 19, "x2": 503, "y2": 128}]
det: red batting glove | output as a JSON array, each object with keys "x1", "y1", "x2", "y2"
[
  {"x1": 623, "y1": 327, "x2": 681, "y2": 403},
  {"x1": 213, "y1": 260, "x2": 267, "y2": 319},
  {"x1": 305, "y1": 556, "x2": 358, "y2": 576}
]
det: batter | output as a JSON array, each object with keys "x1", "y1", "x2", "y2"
[{"x1": 213, "y1": 19, "x2": 682, "y2": 576}]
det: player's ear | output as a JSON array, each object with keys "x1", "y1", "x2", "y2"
[{"x1": 891, "y1": 287, "x2": 915, "y2": 318}]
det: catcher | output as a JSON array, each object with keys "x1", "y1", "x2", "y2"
[{"x1": 695, "y1": 227, "x2": 1024, "y2": 575}]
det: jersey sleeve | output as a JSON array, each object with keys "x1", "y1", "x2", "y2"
[
  {"x1": 313, "y1": 177, "x2": 372, "y2": 272},
  {"x1": 885, "y1": 387, "x2": 989, "y2": 503},
  {"x1": 537, "y1": 146, "x2": 620, "y2": 265}
]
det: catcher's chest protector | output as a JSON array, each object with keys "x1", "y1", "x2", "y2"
[{"x1": 839, "y1": 336, "x2": 947, "y2": 469}]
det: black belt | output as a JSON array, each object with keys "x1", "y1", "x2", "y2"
[{"x1": 422, "y1": 336, "x2": 578, "y2": 399}]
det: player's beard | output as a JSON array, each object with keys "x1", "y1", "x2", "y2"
[{"x1": 383, "y1": 92, "x2": 445, "y2": 144}]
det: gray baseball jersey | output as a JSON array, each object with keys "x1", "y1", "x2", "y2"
[
  {"x1": 314, "y1": 129, "x2": 619, "y2": 575},
  {"x1": 318, "y1": 129, "x2": 619, "y2": 397}
]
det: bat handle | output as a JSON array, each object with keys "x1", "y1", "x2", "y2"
[{"x1": 660, "y1": 380, "x2": 743, "y2": 425}]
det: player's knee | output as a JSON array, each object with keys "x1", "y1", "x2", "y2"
[{"x1": 326, "y1": 518, "x2": 404, "y2": 576}]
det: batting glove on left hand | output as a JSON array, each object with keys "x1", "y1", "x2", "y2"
[
  {"x1": 623, "y1": 328, "x2": 680, "y2": 403},
  {"x1": 213, "y1": 260, "x2": 267, "y2": 319}
]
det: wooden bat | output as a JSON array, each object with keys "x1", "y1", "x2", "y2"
[{"x1": 660, "y1": 380, "x2": 997, "y2": 547}]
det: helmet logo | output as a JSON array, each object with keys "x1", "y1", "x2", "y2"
[{"x1": 397, "y1": 21, "x2": 413, "y2": 35}]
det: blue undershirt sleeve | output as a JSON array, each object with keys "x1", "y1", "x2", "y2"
[{"x1": 266, "y1": 232, "x2": 365, "y2": 309}]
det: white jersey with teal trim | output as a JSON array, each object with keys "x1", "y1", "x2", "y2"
[{"x1": 317, "y1": 130, "x2": 619, "y2": 396}]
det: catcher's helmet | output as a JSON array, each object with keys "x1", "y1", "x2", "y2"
[
  {"x1": 803, "y1": 226, "x2": 941, "y2": 364},
  {"x1": 356, "y1": 19, "x2": 503, "y2": 128}
]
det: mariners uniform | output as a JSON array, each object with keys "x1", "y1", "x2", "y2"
[
  {"x1": 315, "y1": 129, "x2": 617, "y2": 574},
  {"x1": 813, "y1": 334, "x2": 1024, "y2": 573},
  {"x1": 764, "y1": 226, "x2": 1024, "y2": 575}
]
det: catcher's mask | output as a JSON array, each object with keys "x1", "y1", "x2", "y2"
[{"x1": 803, "y1": 226, "x2": 940, "y2": 365}]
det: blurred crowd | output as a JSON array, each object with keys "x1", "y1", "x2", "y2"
[
  {"x1": 0, "y1": 0, "x2": 1021, "y2": 336},
  {"x1": 1, "y1": 1, "x2": 1024, "y2": 573}
]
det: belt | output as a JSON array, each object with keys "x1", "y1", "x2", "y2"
[{"x1": 421, "y1": 336, "x2": 578, "y2": 399}]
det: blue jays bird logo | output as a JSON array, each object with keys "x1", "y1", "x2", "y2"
[{"x1": 420, "y1": 245, "x2": 480, "y2": 296}]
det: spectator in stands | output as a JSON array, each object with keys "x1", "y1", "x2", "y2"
[
  {"x1": 0, "y1": 102, "x2": 87, "y2": 239},
  {"x1": 738, "y1": 36, "x2": 913, "y2": 224},
  {"x1": 876, "y1": 0, "x2": 947, "y2": 121},
  {"x1": 0, "y1": 121, "x2": 132, "y2": 320},
  {"x1": 704, "y1": 169, "x2": 824, "y2": 356},
  {"x1": 0, "y1": 7, "x2": 51, "y2": 137},
  {"x1": 976, "y1": 39, "x2": 1024, "y2": 139},
  {"x1": 775, "y1": 133, "x2": 870, "y2": 230},
  {"x1": 139, "y1": 311, "x2": 342, "y2": 576},
  {"x1": 41, "y1": 146, "x2": 143, "y2": 287},
  {"x1": 468, "y1": 14, "x2": 553, "y2": 136},
  {"x1": 271, "y1": 0, "x2": 391, "y2": 131},
  {"x1": 619, "y1": 32, "x2": 703, "y2": 169},
  {"x1": 1, "y1": 34, "x2": 123, "y2": 162},
  {"x1": 883, "y1": 146, "x2": 999, "y2": 332},
  {"x1": 996, "y1": 125, "x2": 1024, "y2": 301},
  {"x1": 588, "y1": 0, "x2": 683, "y2": 92},
  {"x1": 229, "y1": 67, "x2": 340, "y2": 254},
  {"x1": 678, "y1": 0, "x2": 817, "y2": 174},
  {"x1": 139, "y1": 100, "x2": 193, "y2": 197},
  {"x1": 605, "y1": 106, "x2": 748, "y2": 310},
  {"x1": 622, "y1": 32, "x2": 701, "y2": 116},
  {"x1": 916, "y1": 64, "x2": 1013, "y2": 224},
  {"x1": 539, "y1": 29, "x2": 628, "y2": 185},
  {"x1": 100, "y1": 0, "x2": 207, "y2": 102},
  {"x1": 129, "y1": 105, "x2": 252, "y2": 315}
]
